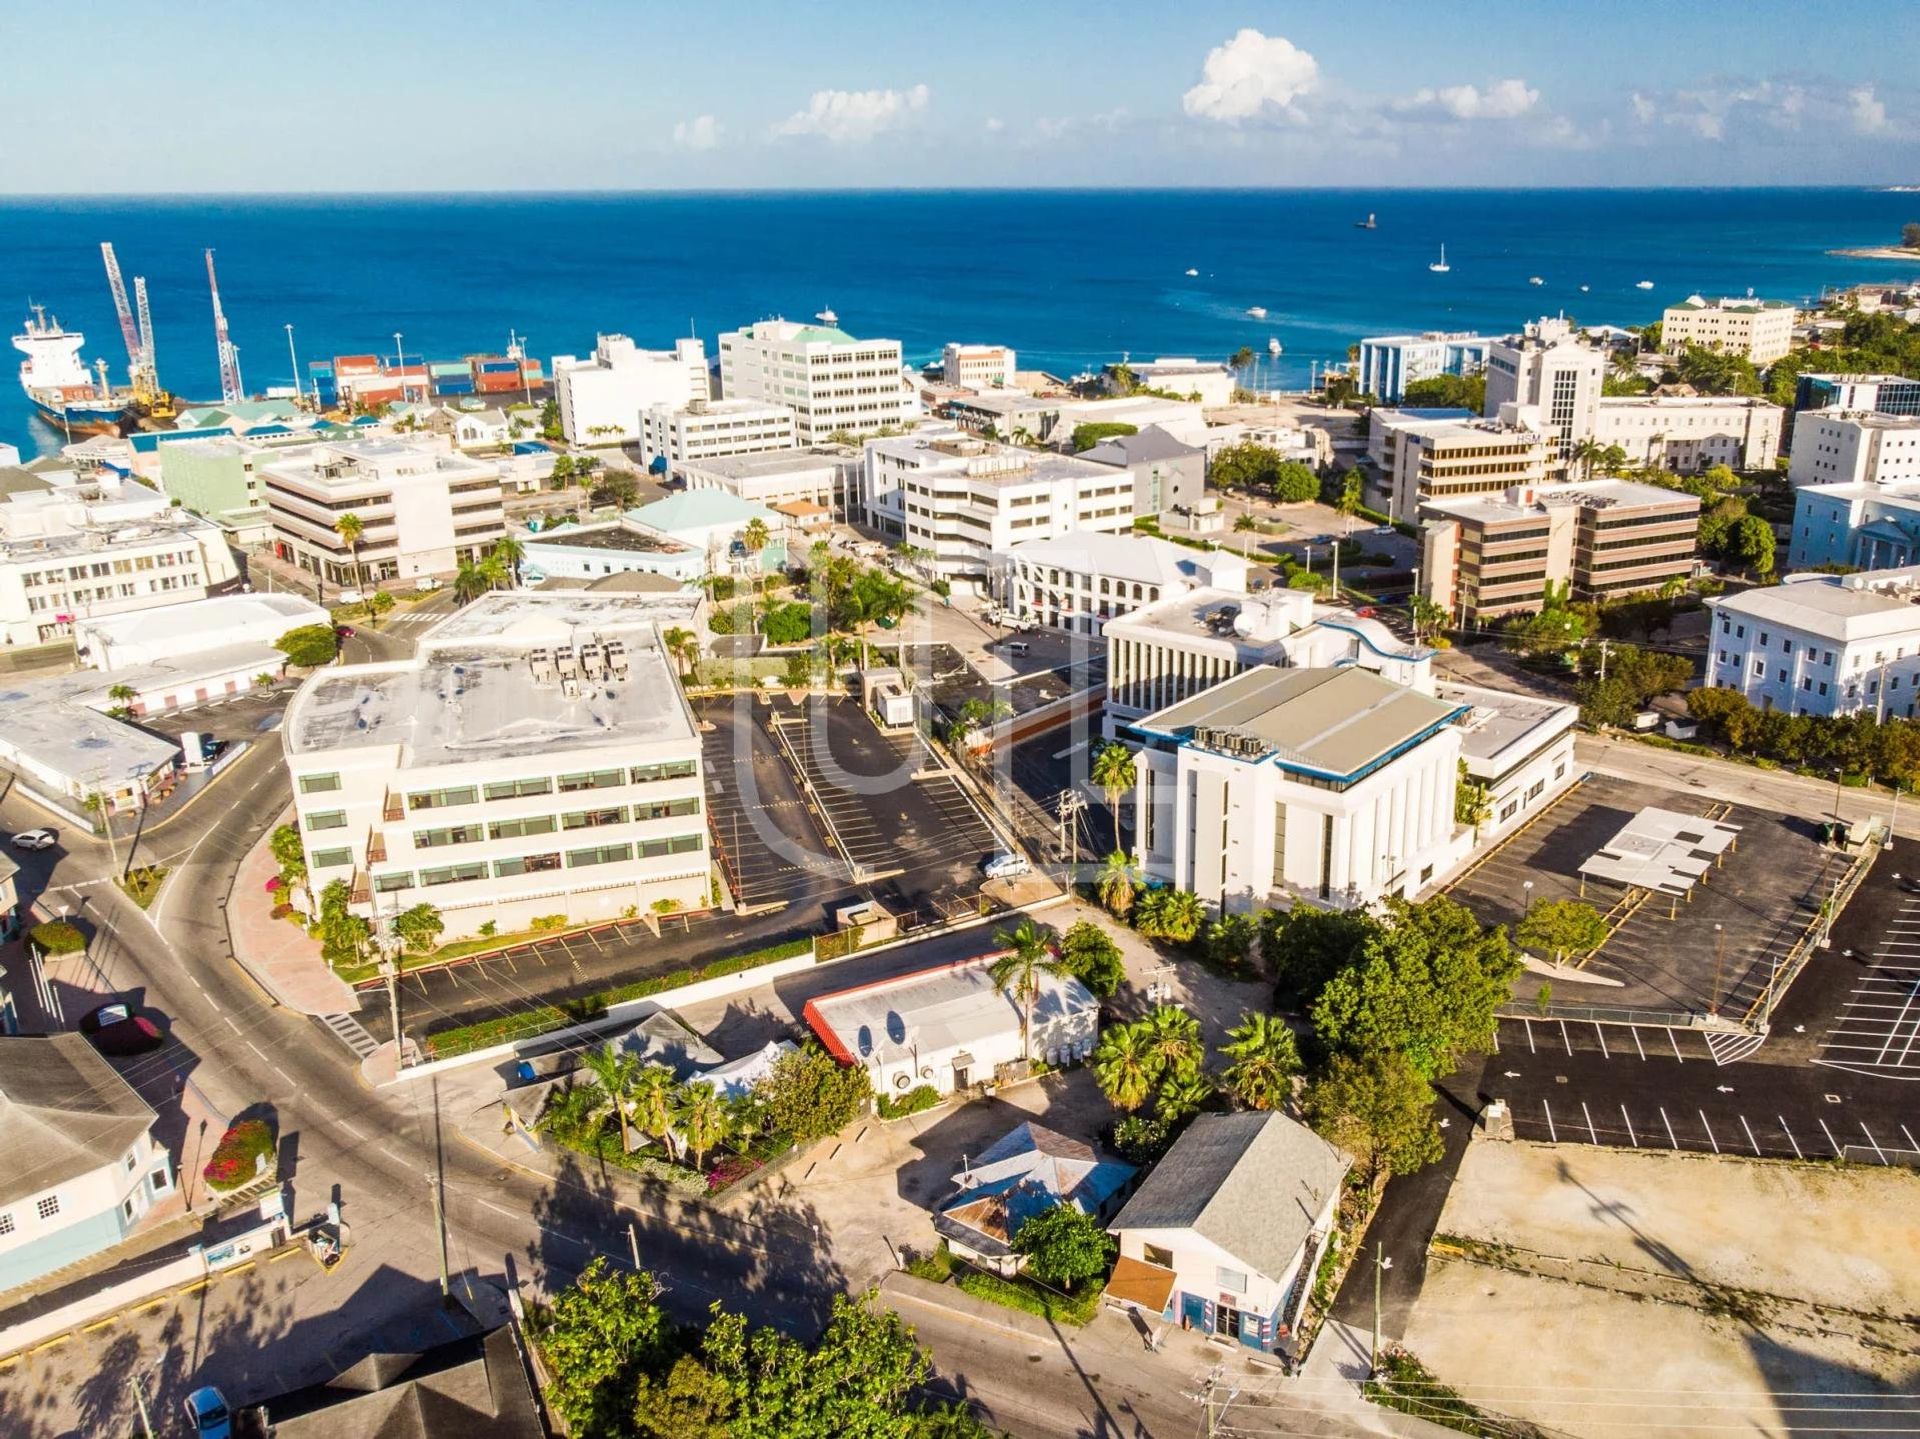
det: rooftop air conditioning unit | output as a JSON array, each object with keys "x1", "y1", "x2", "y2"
[
  {"x1": 554, "y1": 648, "x2": 581, "y2": 681},
  {"x1": 528, "y1": 648, "x2": 556, "y2": 683},
  {"x1": 604, "y1": 642, "x2": 631, "y2": 677},
  {"x1": 578, "y1": 644, "x2": 605, "y2": 680}
]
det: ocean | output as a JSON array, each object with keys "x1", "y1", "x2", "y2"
[{"x1": 5, "y1": 187, "x2": 1918, "y2": 455}]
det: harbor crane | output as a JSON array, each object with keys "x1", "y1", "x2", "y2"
[
  {"x1": 205, "y1": 248, "x2": 245, "y2": 404},
  {"x1": 99, "y1": 241, "x2": 175, "y2": 418},
  {"x1": 99, "y1": 242, "x2": 144, "y2": 377}
]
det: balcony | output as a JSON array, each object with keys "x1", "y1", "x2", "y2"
[
  {"x1": 367, "y1": 831, "x2": 388, "y2": 864},
  {"x1": 383, "y1": 792, "x2": 404, "y2": 823}
]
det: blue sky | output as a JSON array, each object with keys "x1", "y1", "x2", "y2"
[{"x1": 3, "y1": 0, "x2": 1914, "y2": 191}]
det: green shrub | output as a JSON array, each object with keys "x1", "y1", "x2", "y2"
[
  {"x1": 203, "y1": 1119, "x2": 276, "y2": 1191},
  {"x1": 954, "y1": 1270, "x2": 1103, "y2": 1326},
  {"x1": 29, "y1": 920, "x2": 85, "y2": 956},
  {"x1": 904, "y1": 1244, "x2": 955, "y2": 1283},
  {"x1": 876, "y1": 1084, "x2": 941, "y2": 1120},
  {"x1": 274, "y1": 624, "x2": 339, "y2": 668},
  {"x1": 529, "y1": 914, "x2": 569, "y2": 932}
]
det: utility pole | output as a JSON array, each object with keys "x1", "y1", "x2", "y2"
[
  {"x1": 1055, "y1": 790, "x2": 1086, "y2": 864},
  {"x1": 1371, "y1": 1243, "x2": 1394, "y2": 1377},
  {"x1": 427, "y1": 1172, "x2": 450, "y2": 1300},
  {"x1": 130, "y1": 1375, "x2": 155, "y2": 1439},
  {"x1": 628, "y1": 1221, "x2": 642, "y2": 1270},
  {"x1": 1183, "y1": 1365, "x2": 1235, "y2": 1438},
  {"x1": 1598, "y1": 638, "x2": 1611, "y2": 684},
  {"x1": 383, "y1": 958, "x2": 404, "y2": 1071},
  {"x1": 1708, "y1": 922, "x2": 1725, "y2": 1018}
]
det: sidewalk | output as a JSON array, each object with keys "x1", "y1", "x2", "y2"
[{"x1": 228, "y1": 809, "x2": 359, "y2": 1016}]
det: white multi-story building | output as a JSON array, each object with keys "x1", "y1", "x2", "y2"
[
  {"x1": 1368, "y1": 406, "x2": 1552, "y2": 521},
  {"x1": 994, "y1": 530, "x2": 1248, "y2": 637},
  {"x1": 638, "y1": 398, "x2": 797, "y2": 468},
  {"x1": 1788, "y1": 411, "x2": 1920, "y2": 489},
  {"x1": 1705, "y1": 568, "x2": 1920, "y2": 720},
  {"x1": 0, "y1": 472, "x2": 240, "y2": 648},
  {"x1": 282, "y1": 592, "x2": 710, "y2": 939},
  {"x1": 551, "y1": 335, "x2": 708, "y2": 446},
  {"x1": 1483, "y1": 317, "x2": 1604, "y2": 467},
  {"x1": 1792, "y1": 374, "x2": 1920, "y2": 418},
  {"x1": 718, "y1": 319, "x2": 908, "y2": 443},
  {"x1": 941, "y1": 343, "x2": 1018, "y2": 391},
  {"x1": 1109, "y1": 358, "x2": 1237, "y2": 408},
  {"x1": 1128, "y1": 665, "x2": 1468, "y2": 912},
  {"x1": 1661, "y1": 295, "x2": 1797, "y2": 365},
  {"x1": 678, "y1": 447, "x2": 860, "y2": 515},
  {"x1": 1787, "y1": 475, "x2": 1920, "y2": 571},
  {"x1": 1356, "y1": 332, "x2": 1496, "y2": 403},
  {"x1": 1438, "y1": 680, "x2": 1578, "y2": 842},
  {"x1": 0, "y1": 1034, "x2": 175, "y2": 1291},
  {"x1": 262, "y1": 437, "x2": 505, "y2": 588},
  {"x1": 1592, "y1": 395, "x2": 1783, "y2": 474},
  {"x1": 863, "y1": 429, "x2": 1135, "y2": 578}
]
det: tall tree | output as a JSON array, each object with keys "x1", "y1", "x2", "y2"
[
  {"x1": 530, "y1": 1258, "x2": 670, "y2": 1437},
  {"x1": 1219, "y1": 1011, "x2": 1301, "y2": 1111},
  {"x1": 631, "y1": 1063, "x2": 680, "y2": 1158},
  {"x1": 1014, "y1": 1204, "x2": 1116, "y2": 1287},
  {"x1": 391, "y1": 902, "x2": 444, "y2": 955},
  {"x1": 1092, "y1": 1022, "x2": 1155, "y2": 1112},
  {"x1": 334, "y1": 510, "x2": 366, "y2": 593},
  {"x1": 1303, "y1": 1051, "x2": 1443, "y2": 1184},
  {"x1": 1090, "y1": 741, "x2": 1137, "y2": 852},
  {"x1": 989, "y1": 919, "x2": 1067, "y2": 1061},
  {"x1": 1096, "y1": 850, "x2": 1139, "y2": 919},
  {"x1": 674, "y1": 1080, "x2": 731, "y2": 1171},
  {"x1": 580, "y1": 1045, "x2": 642, "y2": 1155}
]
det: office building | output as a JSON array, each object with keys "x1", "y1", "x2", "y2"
[
  {"x1": 804, "y1": 955, "x2": 1099, "y2": 1097},
  {"x1": 677, "y1": 447, "x2": 861, "y2": 515},
  {"x1": 1106, "y1": 1112, "x2": 1347, "y2": 1354},
  {"x1": 156, "y1": 432, "x2": 348, "y2": 544},
  {"x1": 282, "y1": 591, "x2": 710, "y2": 938},
  {"x1": 1483, "y1": 317, "x2": 1604, "y2": 466},
  {"x1": 1107, "y1": 358, "x2": 1237, "y2": 408},
  {"x1": 0, "y1": 472, "x2": 240, "y2": 648},
  {"x1": 941, "y1": 343, "x2": 1018, "y2": 391},
  {"x1": 73, "y1": 591, "x2": 329, "y2": 671},
  {"x1": 1126, "y1": 665, "x2": 1468, "y2": 911},
  {"x1": 718, "y1": 319, "x2": 908, "y2": 443},
  {"x1": 0, "y1": 1035, "x2": 176, "y2": 1291},
  {"x1": 994, "y1": 530, "x2": 1247, "y2": 636},
  {"x1": 1421, "y1": 478, "x2": 1700, "y2": 624},
  {"x1": 1076, "y1": 426, "x2": 1208, "y2": 521},
  {"x1": 262, "y1": 438, "x2": 505, "y2": 589},
  {"x1": 863, "y1": 429, "x2": 1135, "y2": 578},
  {"x1": 1591, "y1": 395, "x2": 1783, "y2": 474},
  {"x1": 1660, "y1": 295, "x2": 1797, "y2": 365},
  {"x1": 1369, "y1": 407, "x2": 1552, "y2": 521},
  {"x1": 1706, "y1": 568, "x2": 1920, "y2": 719},
  {"x1": 515, "y1": 520, "x2": 707, "y2": 586},
  {"x1": 1356, "y1": 332, "x2": 1495, "y2": 403},
  {"x1": 1439, "y1": 680, "x2": 1579, "y2": 841},
  {"x1": 551, "y1": 336, "x2": 708, "y2": 446},
  {"x1": 638, "y1": 397, "x2": 797, "y2": 468},
  {"x1": 1788, "y1": 411, "x2": 1920, "y2": 489},
  {"x1": 1792, "y1": 373, "x2": 1920, "y2": 418},
  {"x1": 1787, "y1": 474, "x2": 1920, "y2": 571}
]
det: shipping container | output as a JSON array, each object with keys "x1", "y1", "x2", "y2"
[
  {"x1": 334, "y1": 353, "x2": 381, "y2": 374},
  {"x1": 520, "y1": 361, "x2": 545, "y2": 380},
  {"x1": 434, "y1": 377, "x2": 475, "y2": 395},
  {"x1": 429, "y1": 361, "x2": 469, "y2": 377},
  {"x1": 475, "y1": 373, "x2": 524, "y2": 393},
  {"x1": 475, "y1": 359, "x2": 519, "y2": 373}
]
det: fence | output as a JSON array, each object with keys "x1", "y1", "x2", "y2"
[{"x1": 1740, "y1": 818, "x2": 1886, "y2": 1029}]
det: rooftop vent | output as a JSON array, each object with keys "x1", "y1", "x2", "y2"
[
  {"x1": 578, "y1": 644, "x2": 606, "y2": 680},
  {"x1": 528, "y1": 648, "x2": 556, "y2": 684},
  {"x1": 604, "y1": 642, "x2": 631, "y2": 678},
  {"x1": 554, "y1": 649, "x2": 580, "y2": 681}
]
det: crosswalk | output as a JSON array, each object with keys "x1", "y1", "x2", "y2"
[{"x1": 318, "y1": 1012, "x2": 378, "y2": 1060}]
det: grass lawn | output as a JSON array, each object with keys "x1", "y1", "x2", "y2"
[
  {"x1": 954, "y1": 1268, "x2": 1104, "y2": 1327},
  {"x1": 117, "y1": 866, "x2": 169, "y2": 910}
]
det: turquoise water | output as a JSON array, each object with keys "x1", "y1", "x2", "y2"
[{"x1": 5, "y1": 188, "x2": 1918, "y2": 453}]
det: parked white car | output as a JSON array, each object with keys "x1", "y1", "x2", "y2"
[
  {"x1": 983, "y1": 852, "x2": 1031, "y2": 881},
  {"x1": 414, "y1": 576, "x2": 442, "y2": 593},
  {"x1": 335, "y1": 587, "x2": 365, "y2": 605},
  {"x1": 10, "y1": 828, "x2": 56, "y2": 851}
]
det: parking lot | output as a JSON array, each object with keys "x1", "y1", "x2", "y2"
[
  {"x1": 697, "y1": 694, "x2": 850, "y2": 911},
  {"x1": 1451, "y1": 774, "x2": 1842, "y2": 1025},
  {"x1": 768, "y1": 695, "x2": 1008, "y2": 919},
  {"x1": 1815, "y1": 878, "x2": 1920, "y2": 1082}
]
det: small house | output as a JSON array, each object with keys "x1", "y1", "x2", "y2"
[{"x1": 935, "y1": 1121, "x2": 1135, "y2": 1276}]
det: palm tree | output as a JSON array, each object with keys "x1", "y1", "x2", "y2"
[
  {"x1": 674, "y1": 1081, "x2": 731, "y2": 1171},
  {"x1": 1097, "y1": 850, "x2": 1139, "y2": 919},
  {"x1": 989, "y1": 918, "x2": 1065, "y2": 1061},
  {"x1": 1219, "y1": 1012, "x2": 1301, "y2": 1111},
  {"x1": 579, "y1": 1046, "x2": 641, "y2": 1155},
  {"x1": 1090, "y1": 741, "x2": 1137, "y2": 852},
  {"x1": 1570, "y1": 437, "x2": 1604, "y2": 482},
  {"x1": 1154, "y1": 1069, "x2": 1214, "y2": 1126},
  {"x1": 661, "y1": 626, "x2": 696, "y2": 678},
  {"x1": 452, "y1": 560, "x2": 490, "y2": 605},
  {"x1": 335, "y1": 511, "x2": 366, "y2": 594},
  {"x1": 1140, "y1": 1004, "x2": 1203, "y2": 1080},
  {"x1": 490, "y1": 535, "x2": 525, "y2": 587},
  {"x1": 1092, "y1": 1023, "x2": 1155, "y2": 1112},
  {"x1": 630, "y1": 1064, "x2": 679, "y2": 1158}
]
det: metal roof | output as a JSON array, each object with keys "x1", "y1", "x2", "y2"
[{"x1": 0, "y1": 1035, "x2": 155, "y2": 1206}]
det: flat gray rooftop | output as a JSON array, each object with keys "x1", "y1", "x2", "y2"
[
  {"x1": 525, "y1": 524, "x2": 689, "y2": 555},
  {"x1": 418, "y1": 590, "x2": 700, "y2": 648},
  {"x1": 1437, "y1": 681, "x2": 1576, "y2": 766},
  {"x1": 681, "y1": 448, "x2": 846, "y2": 479}
]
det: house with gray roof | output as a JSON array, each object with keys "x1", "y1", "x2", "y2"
[
  {"x1": 1079, "y1": 424, "x2": 1209, "y2": 522},
  {"x1": 0, "y1": 1034, "x2": 175, "y2": 1291},
  {"x1": 935, "y1": 1120, "x2": 1136, "y2": 1276},
  {"x1": 1105, "y1": 1111, "x2": 1348, "y2": 1353}
]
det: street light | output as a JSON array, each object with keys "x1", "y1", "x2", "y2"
[
  {"x1": 1521, "y1": 879, "x2": 1534, "y2": 916},
  {"x1": 1371, "y1": 1243, "x2": 1395, "y2": 1377},
  {"x1": 1709, "y1": 923, "x2": 1725, "y2": 1017}
]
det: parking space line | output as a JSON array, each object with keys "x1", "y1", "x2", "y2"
[
  {"x1": 1660, "y1": 1107, "x2": 1678, "y2": 1148},
  {"x1": 1523, "y1": 1019, "x2": 1537, "y2": 1054},
  {"x1": 1582, "y1": 1102, "x2": 1598, "y2": 1143},
  {"x1": 1620, "y1": 1106, "x2": 1637, "y2": 1146},
  {"x1": 1697, "y1": 1110, "x2": 1720, "y2": 1154},
  {"x1": 1860, "y1": 1123, "x2": 1889, "y2": 1164},
  {"x1": 1778, "y1": 1117, "x2": 1803, "y2": 1160},
  {"x1": 1739, "y1": 1115, "x2": 1762, "y2": 1155},
  {"x1": 1668, "y1": 1029, "x2": 1685, "y2": 1063},
  {"x1": 1543, "y1": 1100, "x2": 1557, "y2": 1143},
  {"x1": 1559, "y1": 1020, "x2": 1572, "y2": 1056},
  {"x1": 1903, "y1": 1124, "x2": 1920, "y2": 1155},
  {"x1": 1593, "y1": 1024, "x2": 1609, "y2": 1058},
  {"x1": 1818, "y1": 1116, "x2": 1845, "y2": 1157},
  {"x1": 1631, "y1": 1028, "x2": 1647, "y2": 1061}
]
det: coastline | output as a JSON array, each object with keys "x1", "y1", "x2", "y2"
[{"x1": 1827, "y1": 245, "x2": 1920, "y2": 261}]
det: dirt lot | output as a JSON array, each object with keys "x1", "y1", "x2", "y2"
[{"x1": 1401, "y1": 1139, "x2": 1920, "y2": 1437}]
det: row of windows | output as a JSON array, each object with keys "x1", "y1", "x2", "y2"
[
  {"x1": 381, "y1": 761, "x2": 698, "y2": 813},
  {"x1": 377, "y1": 833, "x2": 705, "y2": 890}
]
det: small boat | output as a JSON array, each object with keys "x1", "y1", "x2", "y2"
[
  {"x1": 1579, "y1": 284, "x2": 1590, "y2": 293},
  {"x1": 1267, "y1": 337, "x2": 1282, "y2": 356},
  {"x1": 816, "y1": 306, "x2": 839, "y2": 325},
  {"x1": 1245, "y1": 305, "x2": 1268, "y2": 319},
  {"x1": 1354, "y1": 212, "x2": 1377, "y2": 230},
  {"x1": 1529, "y1": 276, "x2": 1544, "y2": 286},
  {"x1": 1184, "y1": 267, "x2": 1199, "y2": 277},
  {"x1": 1428, "y1": 245, "x2": 1450, "y2": 274},
  {"x1": 1635, "y1": 280, "x2": 1654, "y2": 290}
]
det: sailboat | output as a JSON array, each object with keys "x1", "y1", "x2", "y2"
[
  {"x1": 1245, "y1": 305, "x2": 1268, "y2": 319},
  {"x1": 1184, "y1": 267, "x2": 1199, "y2": 276},
  {"x1": 1428, "y1": 245, "x2": 1450, "y2": 274},
  {"x1": 1354, "y1": 212, "x2": 1377, "y2": 230},
  {"x1": 1529, "y1": 276, "x2": 1544, "y2": 286},
  {"x1": 1268, "y1": 337, "x2": 1283, "y2": 356}
]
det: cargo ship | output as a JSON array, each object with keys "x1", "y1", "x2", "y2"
[{"x1": 14, "y1": 307, "x2": 130, "y2": 436}]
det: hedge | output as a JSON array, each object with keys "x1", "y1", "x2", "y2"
[
  {"x1": 203, "y1": 1119, "x2": 276, "y2": 1192},
  {"x1": 876, "y1": 1084, "x2": 942, "y2": 1120},
  {"x1": 954, "y1": 1269, "x2": 1103, "y2": 1327},
  {"x1": 424, "y1": 936, "x2": 816, "y2": 1060},
  {"x1": 29, "y1": 920, "x2": 85, "y2": 956}
]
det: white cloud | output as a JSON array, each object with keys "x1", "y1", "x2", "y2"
[
  {"x1": 1851, "y1": 85, "x2": 1888, "y2": 134},
  {"x1": 1395, "y1": 78, "x2": 1539, "y2": 121},
  {"x1": 1182, "y1": 29, "x2": 1319, "y2": 123},
  {"x1": 1630, "y1": 92, "x2": 1656, "y2": 124},
  {"x1": 773, "y1": 84, "x2": 930, "y2": 143},
  {"x1": 671, "y1": 115, "x2": 721, "y2": 151},
  {"x1": 984, "y1": 117, "x2": 1004, "y2": 134}
]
